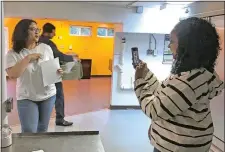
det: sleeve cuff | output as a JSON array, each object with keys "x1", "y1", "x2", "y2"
[
  {"x1": 134, "y1": 78, "x2": 146, "y2": 88},
  {"x1": 5, "y1": 62, "x2": 16, "y2": 70}
]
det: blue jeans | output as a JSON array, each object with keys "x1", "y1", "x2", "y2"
[{"x1": 17, "y1": 95, "x2": 56, "y2": 133}]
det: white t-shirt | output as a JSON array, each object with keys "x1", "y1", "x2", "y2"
[{"x1": 5, "y1": 43, "x2": 56, "y2": 101}]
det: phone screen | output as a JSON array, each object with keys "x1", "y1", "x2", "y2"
[{"x1": 131, "y1": 47, "x2": 140, "y2": 68}]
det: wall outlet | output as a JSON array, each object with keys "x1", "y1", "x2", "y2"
[{"x1": 69, "y1": 45, "x2": 73, "y2": 50}]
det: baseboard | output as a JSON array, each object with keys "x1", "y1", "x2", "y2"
[
  {"x1": 210, "y1": 143, "x2": 223, "y2": 152},
  {"x1": 212, "y1": 136, "x2": 224, "y2": 152},
  {"x1": 91, "y1": 75, "x2": 111, "y2": 77},
  {"x1": 110, "y1": 105, "x2": 141, "y2": 110}
]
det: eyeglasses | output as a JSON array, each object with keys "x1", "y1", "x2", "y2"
[{"x1": 29, "y1": 27, "x2": 41, "y2": 33}]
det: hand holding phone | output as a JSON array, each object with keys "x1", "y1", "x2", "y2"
[
  {"x1": 131, "y1": 47, "x2": 141, "y2": 68},
  {"x1": 135, "y1": 61, "x2": 149, "y2": 80}
]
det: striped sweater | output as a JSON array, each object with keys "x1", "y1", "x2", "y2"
[{"x1": 134, "y1": 68, "x2": 224, "y2": 152}]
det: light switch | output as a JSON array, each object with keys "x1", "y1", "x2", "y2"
[{"x1": 69, "y1": 45, "x2": 73, "y2": 50}]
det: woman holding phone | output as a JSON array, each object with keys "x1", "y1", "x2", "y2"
[
  {"x1": 134, "y1": 17, "x2": 224, "y2": 152},
  {"x1": 6, "y1": 19, "x2": 63, "y2": 133}
]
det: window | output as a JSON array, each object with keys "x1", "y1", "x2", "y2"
[
  {"x1": 70, "y1": 26, "x2": 80, "y2": 35},
  {"x1": 97, "y1": 28, "x2": 107, "y2": 37},
  {"x1": 81, "y1": 27, "x2": 91, "y2": 36},
  {"x1": 107, "y1": 28, "x2": 114, "y2": 36},
  {"x1": 70, "y1": 26, "x2": 91, "y2": 36},
  {"x1": 97, "y1": 28, "x2": 114, "y2": 37}
]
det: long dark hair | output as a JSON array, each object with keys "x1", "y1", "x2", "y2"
[
  {"x1": 12, "y1": 19, "x2": 37, "y2": 53},
  {"x1": 171, "y1": 17, "x2": 221, "y2": 74}
]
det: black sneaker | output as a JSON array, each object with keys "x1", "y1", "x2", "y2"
[{"x1": 56, "y1": 119, "x2": 73, "y2": 126}]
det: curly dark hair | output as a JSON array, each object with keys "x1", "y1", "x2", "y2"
[
  {"x1": 12, "y1": 19, "x2": 37, "y2": 53},
  {"x1": 171, "y1": 17, "x2": 221, "y2": 74}
]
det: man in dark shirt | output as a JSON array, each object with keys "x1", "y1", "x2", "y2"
[{"x1": 39, "y1": 23, "x2": 75, "y2": 126}]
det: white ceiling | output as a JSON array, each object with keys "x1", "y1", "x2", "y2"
[
  {"x1": 86, "y1": 1, "x2": 136, "y2": 7},
  {"x1": 87, "y1": 1, "x2": 194, "y2": 8},
  {"x1": 87, "y1": 1, "x2": 134, "y2": 7},
  {"x1": 131, "y1": 1, "x2": 164, "y2": 8},
  {"x1": 3, "y1": 0, "x2": 194, "y2": 8}
]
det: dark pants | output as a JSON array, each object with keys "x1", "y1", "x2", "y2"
[
  {"x1": 55, "y1": 82, "x2": 65, "y2": 122},
  {"x1": 153, "y1": 148, "x2": 160, "y2": 152}
]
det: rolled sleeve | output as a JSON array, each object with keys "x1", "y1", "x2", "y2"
[{"x1": 5, "y1": 51, "x2": 17, "y2": 70}]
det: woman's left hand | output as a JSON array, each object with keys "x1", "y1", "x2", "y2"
[{"x1": 57, "y1": 68, "x2": 64, "y2": 75}]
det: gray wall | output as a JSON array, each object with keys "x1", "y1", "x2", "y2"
[
  {"x1": 3, "y1": 2, "x2": 182, "y2": 33},
  {"x1": 187, "y1": 1, "x2": 224, "y2": 17},
  {"x1": 3, "y1": 2, "x2": 143, "y2": 33}
]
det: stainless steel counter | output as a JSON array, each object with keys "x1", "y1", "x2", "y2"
[{"x1": 1, "y1": 131, "x2": 105, "y2": 152}]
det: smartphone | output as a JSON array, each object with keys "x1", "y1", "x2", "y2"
[{"x1": 131, "y1": 47, "x2": 140, "y2": 68}]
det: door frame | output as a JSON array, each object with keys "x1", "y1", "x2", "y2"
[{"x1": 1, "y1": 1, "x2": 8, "y2": 125}]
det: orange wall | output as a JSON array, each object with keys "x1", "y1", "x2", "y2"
[{"x1": 4, "y1": 17, "x2": 123, "y2": 76}]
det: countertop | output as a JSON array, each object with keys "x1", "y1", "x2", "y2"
[{"x1": 1, "y1": 131, "x2": 105, "y2": 152}]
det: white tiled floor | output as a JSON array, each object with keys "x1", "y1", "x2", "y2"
[
  {"x1": 10, "y1": 109, "x2": 223, "y2": 152},
  {"x1": 11, "y1": 109, "x2": 154, "y2": 152}
]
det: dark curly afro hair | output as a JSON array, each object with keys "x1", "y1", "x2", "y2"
[{"x1": 171, "y1": 17, "x2": 221, "y2": 74}]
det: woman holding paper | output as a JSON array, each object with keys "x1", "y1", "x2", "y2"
[{"x1": 5, "y1": 19, "x2": 63, "y2": 133}]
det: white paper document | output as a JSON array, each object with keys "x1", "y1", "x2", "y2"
[
  {"x1": 40, "y1": 57, "x2": 62, "y2": 87},
  {"x1": 63, "y1": 62, "x2": 75, "y2": 73}
]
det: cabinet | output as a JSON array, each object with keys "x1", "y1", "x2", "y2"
[{"x1": 80, "y1": 59, "x2": 92, "y2": 79}]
